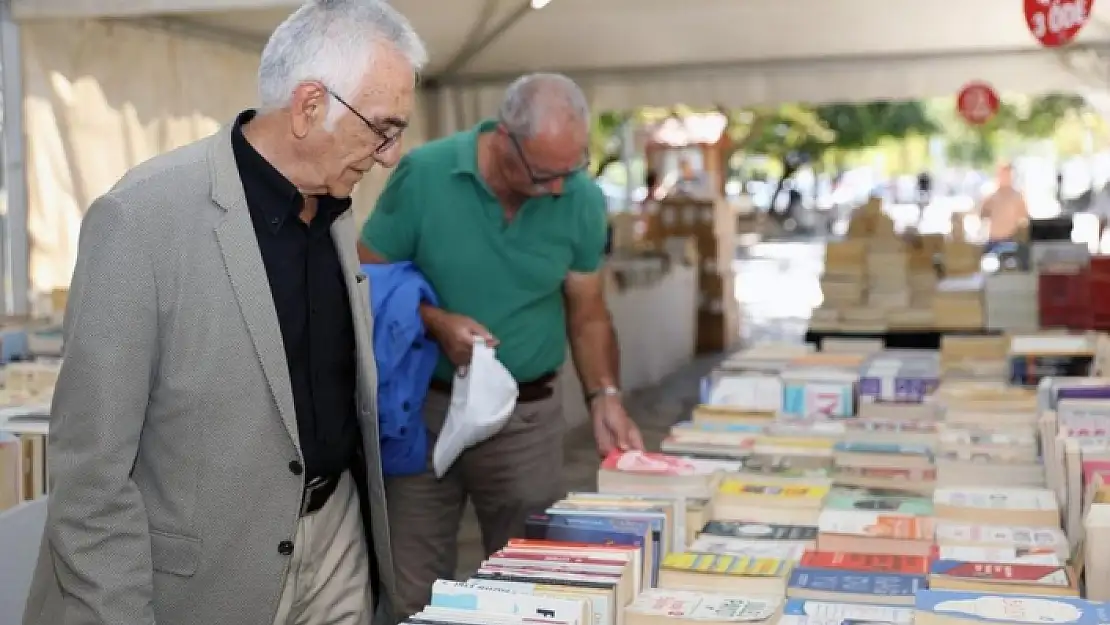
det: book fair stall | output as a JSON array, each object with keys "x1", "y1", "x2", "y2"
[{"x1": 8, "y1": 0, "x2": 1110, "y2": 623}]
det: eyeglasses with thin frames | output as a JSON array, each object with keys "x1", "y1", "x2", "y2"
[
  {"x1": 325, "y1": 87, "x2": 404, "y2": 155},
  {"x1": 502, "y1": 125, "x2": 589, "y2": 185}
]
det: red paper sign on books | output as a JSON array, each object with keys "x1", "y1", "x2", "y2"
[
  {"x1": 1025, "y1": 0, "x2": 1093, "y2": 48},
  {"x1": 956, "y1": 82, "x2": 1000, "y2": 126}
]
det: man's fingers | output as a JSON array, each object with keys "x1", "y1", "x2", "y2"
[{"x1": 627, "y1": 424, "x2": 645, "y2": 451}]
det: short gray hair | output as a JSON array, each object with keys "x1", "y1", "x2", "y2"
[
  {"x1": 258, "y1": 0, "x2": 428, "y2": 122},
  {"x1": 498, "y1": 73, "x2": 590, "y2": 138}
]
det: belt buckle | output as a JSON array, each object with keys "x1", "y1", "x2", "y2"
[{"x1": 299, "y1": 476, "x2": 327, "y2": 516}]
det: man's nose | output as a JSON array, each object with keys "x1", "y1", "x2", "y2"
[{"x1": 374, "y1": 140, "x2": 404, "y2": 168}]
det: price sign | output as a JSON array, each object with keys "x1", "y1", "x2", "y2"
[
  {"x1": 956, "y1": 82, "x2": 1000, "y2": 126},
  {"x1": 1025, "y1": 0, "x2": 1093, "y2": 47}
]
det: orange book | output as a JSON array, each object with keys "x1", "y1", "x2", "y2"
[{"x1": 800, "y1": 550, "x2": 931, "y2": 575}]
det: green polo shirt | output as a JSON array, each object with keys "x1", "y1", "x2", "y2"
[{"x1": 361, "y1": 119, "x2": 608, "y2": 382}]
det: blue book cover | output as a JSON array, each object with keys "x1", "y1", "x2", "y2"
[
  {"x1": 543, "y1": 511, "x2": 663, "y2": 586},
  {"x1": 672, "y1": 421, "x2": 764, "y2": 433},
  {"x1": 524, "y1": 514, "x2": 648, "y2": 584},
  {"x1": 834, "y1": 441, "x2": 932, "y2": 456},
  {"x1": 789, "y1": 567, "x2": 924, "y2": 600},
  {"x1": 914, "y1": 590, "x2": 1110, "y2": 625}
]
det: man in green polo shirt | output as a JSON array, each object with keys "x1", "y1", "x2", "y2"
[{"x1": 358, "y1": 72, "x2": 642, "y2": 617}]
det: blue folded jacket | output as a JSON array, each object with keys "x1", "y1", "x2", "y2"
[{"x1": 363, "y1": 262, "x2": 440, "y2": 476}]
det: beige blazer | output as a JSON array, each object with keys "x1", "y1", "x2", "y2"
[{"x1": 22, "y1": 123, "x2": 395, "y2": 625}]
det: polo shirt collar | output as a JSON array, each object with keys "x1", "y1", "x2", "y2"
[{"x1": 453, "y1": 118, "x2": 499, "y2": 177}]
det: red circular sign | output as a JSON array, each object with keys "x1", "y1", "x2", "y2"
[
  {"x1": 957, "y1": 82, "x2": 1001, "y2": 125},
  {"x1": 1025, "y1": 0, "x2": 1093, "y2": 47}
]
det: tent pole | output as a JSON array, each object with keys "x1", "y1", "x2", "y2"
[
  {"x1": 1, "y1": 0, "x2": 26, "y2": 315},
  {"x1": 438, "y1": 0, "x2": 534, "y2": 78}
]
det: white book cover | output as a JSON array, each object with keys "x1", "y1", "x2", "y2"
[
  {"x1": 935, "y1": 522, "x2": 1068, "y2": 556},
  {"x1": 782, "y1": 600, "x2": 913, "y2": 625},
  {"x1": 934, "y1": 487, "x2": 1058, "y2": 511},
  {"x1": 414, "y1": 607, "x2": 568, "y2": 625},
  {"x1": 471, "y1": 579, "x2": 612, "y2": 625},
  {"x1": 936, "y1": 545, "x2": 1061, "y2": 566},
  {"x1": 626, "y1": 589, "x2": 780, "y2": 622},
  {"x1": 430, "y1": 579, "x2": 585, "y2": 625}
]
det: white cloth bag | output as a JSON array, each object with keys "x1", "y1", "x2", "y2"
[{"x1": 432, "y1": 339, "x2": 519, "y2": 478}]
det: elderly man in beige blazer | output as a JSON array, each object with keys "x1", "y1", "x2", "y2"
[{"x1": 21, "y1": 2, "x2": 426, "y2": 625}]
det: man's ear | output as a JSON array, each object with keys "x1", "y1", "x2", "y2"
[{"x1": 290, "y1": 82, "x2": 328, "y2": 139}]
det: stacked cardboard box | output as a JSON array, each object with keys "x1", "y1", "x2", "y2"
[
  {"x1": 649, "y1": 197, "x2": 739, "y2": 353},
  {"x1": 814, "y1": 201, "x2": 939, "y2": 331},
  {"x1": 933, "y1": 274, "x2": 985, "y2": 330},
  {"x1": 985, "y1": 272, "x2": 1039, "y2": 332}
]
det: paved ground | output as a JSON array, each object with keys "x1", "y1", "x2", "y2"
[{"x1": 453, "y1": 239, "x2": 825, "y2": 575}]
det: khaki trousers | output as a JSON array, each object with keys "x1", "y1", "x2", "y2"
[
  {"x1": 386, "y1": 388, "x2": 567, "y2": 619},
  {"x1": 272, "y1": 472, "x2": 373, "y2": 625}
]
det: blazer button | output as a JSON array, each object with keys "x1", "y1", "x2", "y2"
[
  {"x1": 288, "y1": 460, "x2": 303, "y2": 475},
  {"x1": 278, "y1": 540, "x2": 294, "y2": 556}
]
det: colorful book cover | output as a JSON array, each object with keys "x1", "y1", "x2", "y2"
[
  {"x1": 934, "y1": 488, "x2": 1057, "y2": 511},
  {"x1": 833, "y1": 466, "x2": 937, "y2": 481},
  {"x1": 844, "y1": 419, "x2": 938, "y2": 434},
  {"x1": 788, "y1": 567, "x2": 925, "y2": 598},
  {"x1": 934, "y1": 523, "x2": 1067, "y2": 556},
  {"x1": 824, "y1": 491, "x2": 933, "y2": 516},
  {"x1": 701, "y1": 520, "x2": 818, "y2": 541},
  {"x1": 800, "y1": 551, "x2": 929, "y2": 575},
  {"x1": 718, "y1": 480, "x2": 829, "y2": 500},
  {"x1": 672, "y1": 421, "x2": 765, "y2": 434},
  {"x1": 544, "y1": 511, "x2": 662, "y2": 584},
  {"x1": 600, "y1": 450, "x2": 724, "y2": 476},
  {"x1": 690, "y1": 536, "x2": 807, "y2": 561},
  {"x1": 914, "y1": 590, "x2": 1110, "y2": 624},
  {"x1": 929, "y1": 561, "x2": 1071, "y2": 586},
  {"x1": 834, "y1": 441, "x2": 933, "y2": 456},
  {"x1": 817, "y1": 510, "x2": 934, "y2": 540},
  {"x1": 783, "y1": 599, "x2": 913, "y2": 623},
  {"x1": 523, "y1": 517, "x2": 645, "y2": 568},
  {"x1": 628, "y1": 590, "x2": 780, "y2": 622},
  {"x1": 662, "y1": 552, "x2": 790, "y2": 578}
]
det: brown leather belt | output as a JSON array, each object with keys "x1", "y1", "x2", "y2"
[
  {"x1": 300, "y1": 475, "x2": 340, "y2": 517},
  {"x1": 429, "y1": 371, "x2": 557, "y2": 404}
]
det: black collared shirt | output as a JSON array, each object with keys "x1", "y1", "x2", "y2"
[{"x1": 231, "y1": 110, "x2": 358, "y2": 480}]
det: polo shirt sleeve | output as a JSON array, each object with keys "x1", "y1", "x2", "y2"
[
  {"x1": 570, "y1": 182, "x2": 609, "y2": 274},
  {"x1": 360, "y1": 155, "x2": 420, "y2": 262}
]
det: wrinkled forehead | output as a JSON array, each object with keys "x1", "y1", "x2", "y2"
[{"x1": 350, "y1": 46, "x2": 417, "y2": 122}]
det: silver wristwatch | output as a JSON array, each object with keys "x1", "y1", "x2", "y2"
[{"x1": 585, "y1": 385, "x2": 621, "y2": 404}]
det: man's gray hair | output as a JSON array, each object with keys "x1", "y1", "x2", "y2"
[
  {"x1": 258, "y1": 0, "x2": 428, "y2": 124},
  {"x1": 498, "y1": 73, "x2": 590, "y2": 138}
]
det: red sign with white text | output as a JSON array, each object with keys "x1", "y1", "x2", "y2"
[
  {"x1": 1025, "y1": 0, "x2": 1093, "y2": 48},
  {"x1": 956, "y1": 82, "x2": 1000, "y2": 126}
]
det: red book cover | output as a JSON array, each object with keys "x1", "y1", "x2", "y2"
[
  {"x1": 492, "y1": 550, "x2": 627, "y2": 568},
  {"x1": 930, "y1": 560, "x2": 1071, "y2": 584},
  {"x1": 800, "y1": 550, "x2": 931, "y2": 575},
  {"x1": 505, "y1": 538, "x2": 639, "y2": 552}
]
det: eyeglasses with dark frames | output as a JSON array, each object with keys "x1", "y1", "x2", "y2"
[
  {"x1": 502, "y1": 124, "x2": 589, "y2": 185},
  {"x1": 325, "y1": 87, "x2": 404, "y2": 155}
]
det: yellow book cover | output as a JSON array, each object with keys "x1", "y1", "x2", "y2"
[
  {"x1": 661, "y1": 552, "x2": 789, "y2": 577},
  {"x1": 756, "y1": 436, "x2": 836, "y2": 449},
  {"x1": 718, "y1": 479, "x2": 829, "y2": 499}
]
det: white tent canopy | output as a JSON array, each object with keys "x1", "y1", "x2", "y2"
[
  {"x1": 8, "y1": 0, "x2": 1110, "y2": 304},
  {"x1": 15, "y1": 0, "x2": 1110, "y2": 113}
]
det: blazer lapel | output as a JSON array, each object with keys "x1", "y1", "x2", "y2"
[
  {"x1": 207, "y1": 125, "x2": 301, "y2": 450},
  {"x1": 331, "y1": 211, "x2": 378, "y2": 429}
]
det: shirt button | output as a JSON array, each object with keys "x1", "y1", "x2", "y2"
[
  {"x1": 402, "y1": 401, "x2": 411, "y2": 412},
  {"x1": 288, "y1": 460, "x2": 303, "y2": 475},
  {"x1": 270, "y1": 217, "x2": 280, "y2": 226},
  {"x1": 278, "y1": 540, "x2": 294, "y2": 556}
]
